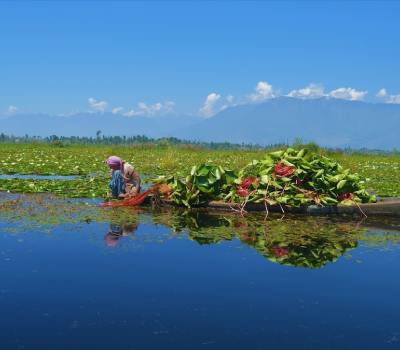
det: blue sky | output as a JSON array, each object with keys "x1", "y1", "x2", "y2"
[{"x1": 1, "y1": 1, "x2": 400, "y2": 117}]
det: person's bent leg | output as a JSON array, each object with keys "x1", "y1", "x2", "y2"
[{"x1": 109, "y1": 170, "x2": 126, "y2": 198}]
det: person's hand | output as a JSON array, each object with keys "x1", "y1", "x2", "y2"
[{"x1": 130, "y1": 187, "x2": 139, "y2": 197}]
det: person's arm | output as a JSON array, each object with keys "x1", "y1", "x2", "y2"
[
  {"x1": 121, "y1": 170, "x2": 141, "y2": 198},
  {"x1": 132, "y1": 171, "x2": 141, "y2": 195}
]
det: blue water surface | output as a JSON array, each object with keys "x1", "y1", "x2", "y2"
[{"x1": 1, "y1": 207, "x2": 400, "y2": 350}]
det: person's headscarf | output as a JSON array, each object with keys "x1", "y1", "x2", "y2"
[{"x1": 106, "y1": 156, "x2": 123, "y2": 170}]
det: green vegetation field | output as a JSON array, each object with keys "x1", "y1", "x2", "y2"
[{"x1": 0, "y1": 143, "x2": 399, "y2": 198}]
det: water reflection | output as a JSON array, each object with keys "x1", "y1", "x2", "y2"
[
  {"x1": 151, "y1": 209, "x2": 365, "y2": 268},
  {"x1": 1, "y1": 193, "x2": 400, "y2": 269},
  {"x1": 104, "y1": 222, "x2": 138, "y2": 247}
]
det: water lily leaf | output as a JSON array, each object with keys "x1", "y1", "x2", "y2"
[{"x1": 337, "y1": 180, "x2": 347, "y2": 189}]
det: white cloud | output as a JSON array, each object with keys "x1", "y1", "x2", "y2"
[
  {"x1": 288, "y1": 84, "x2": 368, "y2": 101},
  {"x1": 386, "y1": 94, "x2": 400, "y2": 104},
  {"x1": 199, "y1": 93, "x2": 221, "y2": 117},
  {"x1": 329, "y1": 87, "x2": 367, "y2": 101},
  {"x1": 219, "y1": 95, "x2": 236, "y2": 112},
  {"x1": 112, "y1": 107, "x2": 124, "y2": 114},
  {"x1": 288, "y1": 83, "x2": 326, "y2": 99},
  {"x1": 123, "y1": 109, "x2": 143, "y2": 117},
  {"x1": 376, "y1": 88, "x2": 387, "y2": 98},
  {"x1": 199, "y1": 94, "x2": 236, "y2": 117},
  {"x1": 376, "y1": 88, "x2": 400, "y2": 104},
  {"x1": 123, "y1": 110, "x2": 139, "y2": 117},
  {"x1": 123, "y1": 101, "x2": 175, "y2": 117},
  {"x1": 249, "y1": 81, "x2": 276, "y2": 102},
  {"x1": 226, "y1": 95, "x2": 235, "y2": 104},
  {"x1": 88, "y1": 97, "x2": 108, "y2": 112},
  {"x1": 139, "y1": 102, "x2": 162, "y2": 114},
  {"x1": 6, "y1": 105, "x2": 18, "y2": 115}
]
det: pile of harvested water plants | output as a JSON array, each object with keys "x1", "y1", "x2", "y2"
[{"x1": 155, "y1": 148, "x2": 376, "y2": 209}]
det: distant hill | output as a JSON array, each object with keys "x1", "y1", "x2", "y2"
[
  {"x1": 1, "y1": 97, "x2": 400, "y2": 150},
  {"x1": 175, "y1": 97, "x2": 400, "y2": 150}
]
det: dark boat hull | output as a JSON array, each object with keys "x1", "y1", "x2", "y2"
[{"x1": 147, "y1": 197, "x2": 400, "y2": 217}]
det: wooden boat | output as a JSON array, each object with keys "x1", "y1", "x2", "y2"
[{"x1": 145, "y1": 196, "x2": 400, "y2": 217}]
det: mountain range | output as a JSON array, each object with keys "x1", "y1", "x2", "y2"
[{"x1": 1, "y1": 97, "x2": 400, "y2": 150}]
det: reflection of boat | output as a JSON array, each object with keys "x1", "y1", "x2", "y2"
[{"x1": 146, "y1": 196, "x2": 400, "y2": 217}]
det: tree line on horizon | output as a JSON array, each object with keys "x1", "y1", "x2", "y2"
[
  {"x1": 0, "y1": 132, "x2": 397, "y2": 155},
  {"x1": 0, "y1": 132, "x2": 281, "y2": 150}
]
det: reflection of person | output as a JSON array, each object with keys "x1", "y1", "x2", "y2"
[
  {"x1": 104, "y1": 223, "x2": 138, "y2": 247},
  {"x1": 105, "y1": 156, "x2": 141, "y2": 199}
]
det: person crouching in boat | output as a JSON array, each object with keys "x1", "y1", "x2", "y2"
[{"x1": 106, "y1": 156, "x2": 141, "y2": 199}]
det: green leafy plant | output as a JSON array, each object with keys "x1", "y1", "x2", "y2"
[
  {"x1": 228, "y1": 147, "x2": 376, "y2": 207},
  {"x1": 155, "y1": 164, "x2": 237, "y2": 207},
  {"x1": 156, "y1": 148, "x2": 376, "y2": 208}
]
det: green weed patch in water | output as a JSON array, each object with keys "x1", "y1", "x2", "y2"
[
  {"x1": 1, "y1": 143, "x2": 400, "y2": 198},
  {"x1": 0, "y1": 177, "x2": 109, "y2": 198}
]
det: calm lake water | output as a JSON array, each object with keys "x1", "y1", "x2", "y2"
[{"x1": 1, "y1": 193, "x2": 400, "y2": 349}]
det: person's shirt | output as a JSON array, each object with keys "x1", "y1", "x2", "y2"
[
  {"x1": 123, "y1": 162, "x2": 140, "y2": 187},
  {"x1": 123, "y1": 162, "x2": 135, "y2": 182}
]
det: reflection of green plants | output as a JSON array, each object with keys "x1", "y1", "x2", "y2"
[
  {"x1": 152, "y1": 208, "x2": 237, "y2": 244},
  {"x1": 0, "y1": 193, "x2": 140, "y2": 229},
  {"x1": 251, "y1": 226, "x2": 358, "y2": 269},
  {"x1": 2, "y1": 193, "x2": 400, "y2": 268},
  {"x1": 228, "y1": 216, "x2": 363, "y2": 268},
  {"x1": 151, "y1": 209, "x2": 366, "y2": 267},
  {"x1": 266, "y1": 241, "x2": 358, "y2": 268}
]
